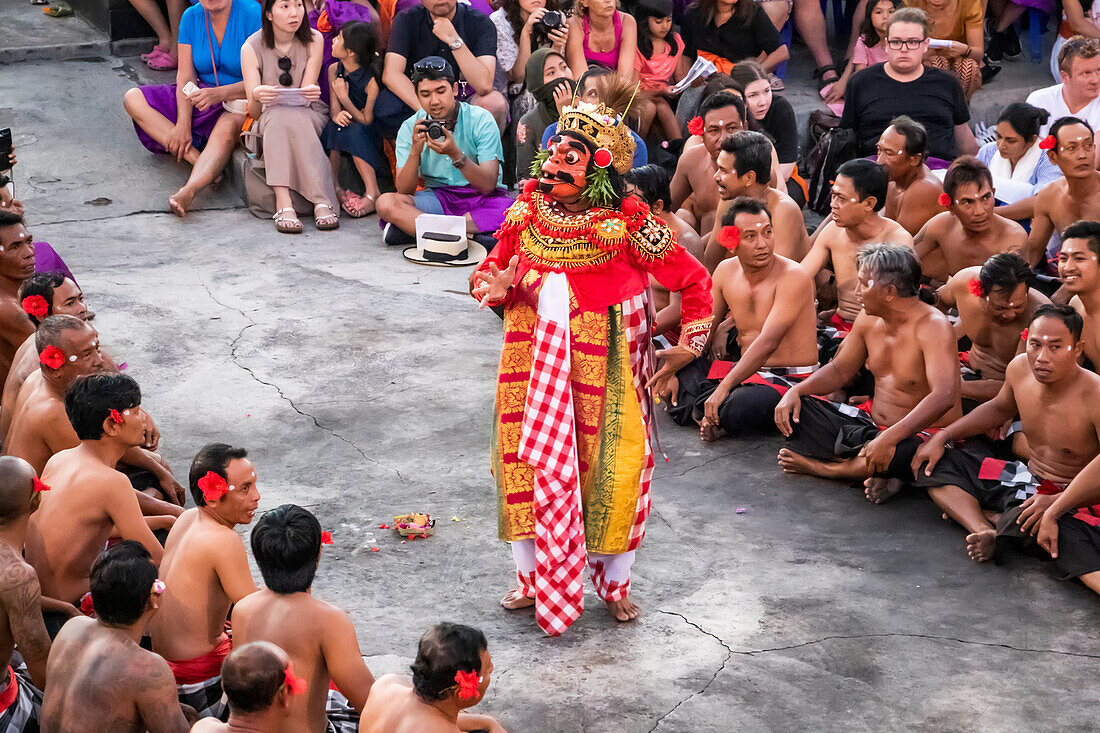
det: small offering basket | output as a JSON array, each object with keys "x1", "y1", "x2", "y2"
[{"x1": 393, "y1": 513, "x2": 435, "y2": 537}]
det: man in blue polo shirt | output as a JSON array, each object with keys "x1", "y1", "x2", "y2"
[
  {"x1": 377, "y1": 58, "x2": 513, "y2": 247},
  {"x1": 376, "y1": 0, "x2": 506, "y2": 136}
]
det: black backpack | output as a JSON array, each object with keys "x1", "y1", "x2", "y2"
[{"x1": 802, "y1": 111, "x2": 860, "y2": 216}]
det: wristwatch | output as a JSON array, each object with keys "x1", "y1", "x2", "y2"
[
  {"x1": 451, "y1": 154, "x2": 469, "y2": 169},
  {"x1": 449, "y1": 37, "x2": 464, "y2": 50}
]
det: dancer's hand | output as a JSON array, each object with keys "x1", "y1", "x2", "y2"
[{"x1": 472, "y1": 256, "x2": 519, "y2": 306}]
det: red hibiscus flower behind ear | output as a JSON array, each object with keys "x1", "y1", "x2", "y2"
[
  {"x1": 687, "y1": 116, "x2": 704, "y2": 137},
  {"x1": 38, "y1": 345, "x2": 65, "y2": 370},
  {"x1": 717, "y1": 225, "x2": 740, "y2": 251},
  {"x1": 284, "y1": 664, "x2": 307, "y2": 695},
  {"x1": 967, "y1": 278, "x2": 985, "y2": 297},
  {"x1": 197, "y1": 471, "x2": 229, "y2": 503},
  {"x1": 32, "y1": 477, "x2": 50, "y2": 493},
  {"x1": 938, "y1": 192, "x2": 952, "y2": 207},
  {"x1": 22, "y1": 295, "x2": 48, "y2": 319},
  {"x1": 454, "y1": 670, "x2": 480, "y2": 699},
  {"x1": 108, "y1": 409, "x2": 124, "y2": 424},
  {"x1": 1038, "y1": 135, "x2": 1056, "y2": 150},
  {"x1": 1021, "y1": 328, "x2": 1029, "y2": 341}
]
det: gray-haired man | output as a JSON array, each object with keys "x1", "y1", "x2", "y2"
[{"x1": 773, "y1": 244, "x2": 963, "y2": 504}]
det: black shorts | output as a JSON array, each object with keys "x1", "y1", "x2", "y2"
[
  {"x1": 910, "y1": 443, "x2": 1021, "y2": 513},
  {"x1": 995, "y1": 507, "x2": 1100, "y2": 579},
  {"x1": 669, "y1": 357, "x2": 806, "y2": 437}
]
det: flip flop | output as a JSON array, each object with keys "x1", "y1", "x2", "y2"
[
  {"x1": 43, "y1": 2, "x2": 73, "y2": 17},
  {"x1": 141, "y1": 43, "x2": 170, "y2": 62}
]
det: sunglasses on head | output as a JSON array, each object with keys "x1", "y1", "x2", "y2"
[
  {"x1": 413, "y1": 58, "x2": 448, "y2": 73},
  {"x1": 278, "y1": 55, "x2": 292, "y2": 87}
]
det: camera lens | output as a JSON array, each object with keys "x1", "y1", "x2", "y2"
[
  {"x1": 427, "y1": 120, "x2": 445, "y2": 139},
  {"x1": 542, "y1": 10, "x2": 561, "y2": 28}
]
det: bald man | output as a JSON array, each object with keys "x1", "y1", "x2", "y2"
[
  {"x1": 191, "y1": 642, "x2": 295, "y2": 733},
  {"x1": 0, "y1": 457, "x2": 52, "y2": 730}
]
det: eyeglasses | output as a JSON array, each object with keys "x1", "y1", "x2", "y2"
[
  {"x1": 278, "y1": 56, "x2": 292, "y2": 87},
  {"x1": 886, "y1": 38, "x2": 924, "y2": 50}
]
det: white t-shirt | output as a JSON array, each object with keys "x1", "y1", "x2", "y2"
[{"x1": 1026, "y1": 83, "x2": 1100, "y2": 136}]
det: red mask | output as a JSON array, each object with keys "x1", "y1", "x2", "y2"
[{"x1": 538, "y1": 134, "x2": 591, "y2": 201}]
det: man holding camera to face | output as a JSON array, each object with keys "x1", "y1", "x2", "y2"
[{"x1": 377, "y1": 58, "x2": 514, "y2": 247}]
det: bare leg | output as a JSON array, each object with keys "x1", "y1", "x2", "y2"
[
  {"x1": 792, "y1": 0, "x2": 835, "y2": 71},
  {"x1": 170, "y1": 112, "x2": 243, "y2": 217},
  {"x1": 329, "y1": 150, "x2": 345, "y2": 196},
  {"x1": 126, "y1": 0, "x2": 173, "y2": 50},
  {"x1": 761, "y1": 0, "x2": 792, "y2": 31},
  {"x1": 351, "y1": 156, "x2": 380, "y2": 212},
  {"x1": 123, "y1": 88, "x2": 201, "y2": 167},
  {"x1": 845, "y1": 0, "x2": 869, "y2": 57},
  {"x1": 605, "y1": 594, "x2": 640, "y2": 621},
  {"x1": 633, "y1": 97, "x2": 656, "y2": 138},
  {"x1": 165, "y1": 0, "x2": 186, "y2": 56},
  {"x1": 375, "y1": 193, "x2": 420, "y2": 235},
  {"x1": 655, "y1": 98, "x2": 683, "y2": 141},
  {"x1": 1079, "y1": 570, "x2": 1100, "y2": 596},
  {"x1": 777, "y1": 448, "x2": 872, "y2": 479}
]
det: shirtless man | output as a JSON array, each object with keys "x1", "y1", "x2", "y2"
[
  {"x1": 360, "y1": 623, "x2": 506, "y2": 733},
  {"x1": 25, "y1": 374, "x2": 170, "y2": 635},
  {"x1": 704, "y1": 130, "x2": 808, "y2": 270},
  {"x1": 663, "y1": 198, "x2": 818, "y2": 442},
  {"x1": 0, "y1": 457, "x2": 53, "y2": 730},
  {"x1": 774, "y1": 244, "x2": 962, "y2": 503},
  {"x1": 150, "y1": 443, "x2": 260, "y2": 720},
  {"x1": 915, "y1": 156, "x2": 1029, "y2": 284},
  {"x1": 232, "y1": 504, "x2": 374, "y2": 733},
  {"x1": 1028, "y1": 118, "x2": 1100, "y2": 269},
  {"x1": 2, "y1": 273, "x2": 91, "y2": 441},
  {"x1": 671, "y1": 91, "x2": 746, "y2": 239},
  {"x1": 191, "y1": 642, "x2": 295, "y2": 733},
  {"x1": 938, "y1": 253, "x2": 1049, "y2": 405},
  {"x1": 913, "y1": 305, "x2": 1100, "y2": 570},
  {"x1": 801, "y1": 159, "x2": 913, "y2": 336},
  {"x1": 1059, "y1": 220, "x2": 1100, "y2": 367},
  {"x1": 5, "y1": 315, "x2": 185, "y2": 505},
  {"x1": 40, "y1": 541, "x2": 191, "y2": 733},
  {"x1": 875, "y1": 116, "x2": 945, "y2": 237},
  {"x1": 0, "y1": 211, "x2": 38, "y2": 390}
]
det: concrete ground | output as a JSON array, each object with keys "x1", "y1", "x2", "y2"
[{"x1": 3, "y1": 7, "x2": 1100, "y2": 730}]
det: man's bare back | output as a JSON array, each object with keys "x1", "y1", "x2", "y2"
[
  {"x1": 4, "y1": 371, "x2": 70, "y2": 475},
  {"x1": 0, "y1": 543, "x2": 51, "y2": 688},
  {"x1": 1030, "y1": 175, "x2": 1100, "y2": 267},
  {"x1": 41, "y1": 616, "x2": 188, "y2": 733},
  {"x1": 360, "y1": 676, "x2": 464, "y2": 733},
  {"x1": 884, "y1": 166, "x2": 943, "y2": 236},
  {"x1": 916, "y1": 212, "x2": 1028, "y2": 284}
]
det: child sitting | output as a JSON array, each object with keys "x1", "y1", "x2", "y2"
[
  {"x1": 632, "y1": 0, "x2": 687, "y2": 140},
  {"x1": 822, "y1": 0, "x2": 901, "y2": 111},
  {"x1": 320, "y1": 20, "x2": 383, "y2": 217}
]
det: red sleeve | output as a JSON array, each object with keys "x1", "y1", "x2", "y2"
[{"x1": 474, "y1": 197, "x2": 528, "y2": 308}]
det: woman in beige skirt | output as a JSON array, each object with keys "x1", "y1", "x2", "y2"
[{"x1": 241, "y1": 0, "x2": 340, "y2": 233}]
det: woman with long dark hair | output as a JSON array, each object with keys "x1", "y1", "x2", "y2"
[
  {"x1": 491, "y1": 0, "x2": 569, "y2": 124},
  {"x1": 241, "y1": 0, "x2": 340, "y2": 233},
  {"x1": 680, "y1": 0, "x2": 788, "y2": 75},
  {"x1": 977, "y1": 103, "x2": 1063, "y2": 194}
]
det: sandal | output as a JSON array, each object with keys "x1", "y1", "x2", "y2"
[
  {"x1": 144, "y1": 47, "x2": 177, "y2": 71},
  {"x1": 141, "y1": 43, "x2": 169, "y2": 61},
  {"x1": 339, "y1": 190, "x2": 369, "y2": 218},
  {"x1": 767, "y1": 73, "x2": 785, "y2": 92},
  {"x1": 273, "y1": 208, "x2": 303, "y2": 234},
  {"x1": 314, "y1": 203, "x2": 340, "y2": 231},
  {"x1": 813, "y1": 64, "x2": 840, "y2": 91}
]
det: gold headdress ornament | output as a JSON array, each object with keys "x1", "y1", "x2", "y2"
[{"x1": 556, "y1": 101, "x2": 637, "y2": 175}]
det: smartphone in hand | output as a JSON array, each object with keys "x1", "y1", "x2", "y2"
[
  {"x1": 181, "y1": 82, "x2": 200, "y2": 97},
  {"x1": 0, "y1": 129, "x2": 13, "y2": 171}
]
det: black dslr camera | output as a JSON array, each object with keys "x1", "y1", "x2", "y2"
[
  {"x1": 424, "y1": 119, "x2": 446, "y2": 140},
  {"x1": 533, "y1": 9, "x2": 564, "y2": 39}
]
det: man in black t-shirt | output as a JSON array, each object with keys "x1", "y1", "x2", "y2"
[
  {"x1": 840, "y1": 7, "x2": 978, "y2": 162},
  {"x1": 376, "y1": 0, "x2": 506, "y2": 136}
]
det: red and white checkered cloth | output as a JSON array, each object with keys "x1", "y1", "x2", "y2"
[{"x1": 517, "y1": 274, "x2": 587, "y2": 637}]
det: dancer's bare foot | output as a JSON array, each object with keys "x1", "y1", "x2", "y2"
[
  {"x1": 168, "y1": 186, "x2": 195, "y2": 218},
  {"x1": 965, "y1": 529, "x2": 996, "y2": 562},
  {"x1": 863, "y1": 477, "x2": 902, "y2": 504},
  {"x1": 699, "y1": 421, "x2": 726, "y2": 443},
  {"x1": 500, "y1": 588, "x2": 535, "y2": 610},
  {"x1": 605, "y1": 594, "x2": 639, "y2": 622}
]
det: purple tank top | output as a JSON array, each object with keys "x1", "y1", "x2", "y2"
[{"x1": 582, "y1": 12, "x2": 623, "y2": 69}]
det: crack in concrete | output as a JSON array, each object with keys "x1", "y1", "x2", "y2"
[
  {"x1": 196, "y1": 275, "x2": 402, "y2": 479},
  {"x1": 649, "y1": 610, "x2": 1100, "y2": 731},
  {"x1": 34, "y1": 206, "x2": 243, "y2": 228}
]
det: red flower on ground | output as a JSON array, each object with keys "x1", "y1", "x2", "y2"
[
  {"x1": 39, "y1": 345, "x2": 65, "y2": 370},
  {"x1": 321, "y1": 531, "x2": 333, "y2": 545},
  {"x1": 22, "y1": 295, "x2": 48, "y2": 318},
  {"x1": 197, "y1": 471, "x2": 229, "y2": 503}
]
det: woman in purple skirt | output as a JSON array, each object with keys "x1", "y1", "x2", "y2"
[{"x1": 123, "y1": 0, "x2": 262, "y2": 217}]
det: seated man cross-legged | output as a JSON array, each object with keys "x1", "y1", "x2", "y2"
[
  {"x1": 376, "y1": 57, "x2": 513, "y2": 251},
  {"x1": 774, "y1": 243, "x2": 963, "y2": 503}
]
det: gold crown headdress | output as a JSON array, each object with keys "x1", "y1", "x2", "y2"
[{"x1": 556, "y1": 102, "x2": 636, "y2": 175}]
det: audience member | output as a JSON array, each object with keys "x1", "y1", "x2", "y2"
[
  {"x1": 359, "y1": 623, "x2": 505, "y2": 733},
  {"x1": 190, "y1": 642, "x2": 296, "y2": 733},
  {"x1": 0, "y1": 211, "x2": 38, "y2": 391},
  {"x1": 127, "y1": 0, "x2": 187, "y2": 70},
  {"x1": 914, "y1": 156, "x2": 1028, "y2": 284},
  {"x1": 40, "y1": 541, "x2": 192, "y2": 733},
  {"x1": 322, "y1": 20, "x2": 384, "y2": 218},
  {"x1": 906, "y1": 0, "x2": 984, "y2": 100},
  {"x1": 377, "y1": 58, "x2": 513, "y2": 247},
  {"x1": 150, "y1": 444, "x2": 260, "y2": 720},
  {"x1": 1060, "y1": 221, "x2": 1100, "y2": 366},
  {"x1": 984, "y1": 0, "x2": 1028, "y2": 68},
  {"x1": 242, "y1": 0, "x2": 340, "y2": 234},
  {"x1": 913, "y1": 305, "x2": 1100, "y2": 570},
  {"x1": 378, "y1": 0, "x2": 505, "y2": 135},
  {"x1": 731, "y1": 61, "x2": 798, "y2": 187},
  {"x1": 681, "y1": 0, "x2": 788, "y2": 75},
  {"x1": 1026, "y1": 117, "x2": 1100, "y2": 269},
  {"x1": 801, "y1": 159, "x2": 912, "y2": 334},
  {"x1": 841, "y1": 8, "x2": 977, "y2": 161},
  {"x1": 632, "y1": 0, "x2": 686, "y2": 140},
  {"x1": 124, "y1": 0, "x2": 262, "y2": 217},
  {"x1": 1047, "y1": 0, "x2": 1100, "y2": 82},
  {"x1": 1027, "y1": 36, "x2": 1100, "y2": 137},
  {"x1": 875, "y1": 116, "x2": 947, "y2": 236},
  {"x1": 565, "y1": 0, "x2": 638, "y2": 78},
  {"x1": 667, "y1": 198, "x2": 817, "y2": 442},
  {"x1": 25, "y1": 374, "x2": 172, "y2": 635},
  {"x1": 307, "y1": 0, "x2": 380, "y2": 104},
  {"x1": 976, "y1": 103, "x2": 1062, "y2": 197},
  {"x1": 0, "y1": 457, "x2": 52, "y2": 729},
  {"x1": 515, "y1": 48, "x2": 575, "y2": 180},
  {"x1": 824, "y1": 0, "x2": 899, "y2": 106},
  {"x1": 775, "y1": 244, "x2": 962, "y2": 504},
  {"x1": 936, "y1": 253, "x2": 1049, "y2": 405},
  {"x1": 537, "y1": 69, "x2": 649, "y2": 168},
  {"x1": 491, "y1": 0, "x2": 568, "y2": 117},
  {"x1": 233, "y1": 504, "x2": 375, "y2": 732},
  {"x1": 704, "y1": 130, "x2": 807, "y2": 269}
]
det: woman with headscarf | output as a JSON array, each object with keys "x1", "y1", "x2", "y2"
[{"x1": 514, "y1": 47, "x2": 576, "y2": 181}]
